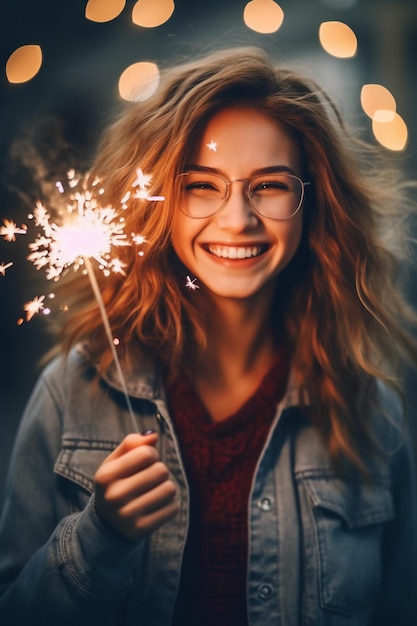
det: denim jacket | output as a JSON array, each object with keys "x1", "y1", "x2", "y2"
[{"x1": 0, "y1": 346, "x2": 416, "y2": 626}]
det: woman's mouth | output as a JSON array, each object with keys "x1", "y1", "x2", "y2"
[{"x1": 205, "y1": 244, "x2": 268, "y2": 259}]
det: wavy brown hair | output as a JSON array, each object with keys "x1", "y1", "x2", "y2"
[{"x1": 55, "y1": 47, "x2": 417, "y2": 472}]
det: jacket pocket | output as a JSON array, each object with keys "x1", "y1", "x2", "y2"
[
  {"x1": 54, "y1": 439, "x2": 119, "y2": 494},
  {"x1": 298, "y1": 472, "x2": 395, "y2": 615}
]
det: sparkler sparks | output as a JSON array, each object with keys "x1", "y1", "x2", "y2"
[
  {"x1": 26, "y1": 190, "x2": 130, "y2": 281},
  {"x1": 131, "y1": 233, "x2": 147, "y2": 245},
  {"x1": 133, "y1": 168, "x2": 152, "y2": 189},
  {"x1": 185, "y1": 275, "x2": 200, "y2": 291},
  {"x1": 2, "y1": 171, "x2": 150, "y2": 312},
  {"x1": 23, "y1": 295, "x2": 45, "y2": 321},
  {"x1": 1, "y1": 168, "x2": 157, "y2": 433},
  {"x1": 0, "y1": 219, "x2": 27, "y2": 242},
  {"x1": 132, "y1": 167, "x2": 165, "y2": 201},
  {"x1": 0, "y1": 261, "x2": 13, "y2": 276}
]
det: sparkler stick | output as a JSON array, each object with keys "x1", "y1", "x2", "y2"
[{"x1": 83, "y1": 256, "x2": 137, "y2": 432}]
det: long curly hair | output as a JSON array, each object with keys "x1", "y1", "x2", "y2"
[{"x1": 56, "y1": 47, "x2": 417, "y2": 472}]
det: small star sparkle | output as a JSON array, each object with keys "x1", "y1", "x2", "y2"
[
  {"x1": 131, "y1": 233, "x2": 147, "y2": 245},
  {"x1": 0, "y1": 219, "x2": 27, "y2": 242},
  {"x1": 131, "y1": 167, "x2": 165, "y2": 201},
  {"x1": 23, "y1": 295, "x2": 45, "y2": 321},
  {"x1": 185, "y1": 275, "x2": 200, "y2": 291},
  {"x1": 0, "y1": 261, "x2": 13, "y2": 276},
  {"x1": 206, "y1": 140, "x2": 217, "y2": 152}
]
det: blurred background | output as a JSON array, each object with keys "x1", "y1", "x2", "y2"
[{"x1": 1, "y1": 0, "x2": 417, "y2": 507}]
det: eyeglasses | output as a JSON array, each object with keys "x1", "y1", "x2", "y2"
[{"x1": 176, "y1": 170, "x2": 310, "y2": 220}]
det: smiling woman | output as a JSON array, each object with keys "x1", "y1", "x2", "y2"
[
  {"x1": 171, "y1": 107, "x2": 304, "y2": 302},
  {"x1": 0, "y1": 47, "x2": 416, "y2": 626}
]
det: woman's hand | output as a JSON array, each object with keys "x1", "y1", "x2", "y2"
[{"x1": 94, "y1": 432, "x2": 179, "y2": 542}]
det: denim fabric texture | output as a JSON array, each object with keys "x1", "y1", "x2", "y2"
[{"x1": 0, "y1": 346, "x2": 415, "y2": 625}]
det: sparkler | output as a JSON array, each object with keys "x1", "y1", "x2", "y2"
[
  {"x1": 185, "y1": 275, "x2": 200, "y2": 291},
  {"x1": 23, "y1": 295, "x2": 45, "y2": 321},
  {"x1": 0, "y1": 219, "x2": 27, "y2": 241},
  {"x1": 1, "y1": 168, "x2": 164, "y2": 432},
  {"x1": 0, "y1": 261, "x2": 13, "y2": 275}
]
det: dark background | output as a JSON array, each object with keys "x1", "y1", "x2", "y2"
[{"x1": 1, "y1": 0, "x2": 417, "y2": 507}]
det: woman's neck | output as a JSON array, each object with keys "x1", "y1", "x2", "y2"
[{"x1": 191, "y1": 290, "x2": 281, "y2": 420}]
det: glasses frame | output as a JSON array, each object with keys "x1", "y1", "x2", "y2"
[{"x1": 176, "y1": 170, "x2": 311, "y2": 220}]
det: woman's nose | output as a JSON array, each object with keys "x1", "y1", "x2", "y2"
[{"x1": 215, "y1": 183, "x2": 259, "y2": 232}]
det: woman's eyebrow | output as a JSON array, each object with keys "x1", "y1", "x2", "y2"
[{"x1": 184, "y1": 164, "x2": 297, "y2": 176}]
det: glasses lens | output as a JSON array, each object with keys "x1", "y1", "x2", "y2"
[
  {"x1": 178, "y1": 172, "x2": 227, "y2": 218},
  {"x1": 177, "y1": 171, "x2": 305, "y2": 219},
  {"x1": 249, "y1": 173, "x2": 303, "y2": 219}
]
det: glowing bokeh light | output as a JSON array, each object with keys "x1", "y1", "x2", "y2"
[
  {"x1": 118, "y1": 62, "x2": 160, "y2": 101},
  {"x1": 132, "y1": 0, "x2": 175, "y2": 28},
  {"x1": 243, "y1": 0, "x2": 284, "y2": 34},
  {"x1": 372, "y1": 113, "x2": 408, "y2": 151},
  {"x1": 319, "y1": 21, "x2": 357, "y2": 58},
  {"x1": 85, "y1": 0, "x2": 126, "y2": 23},
  {"x1": 6, "y1": 45, "x2": 42, "y2": 84},
  {"x1": 360, "y1": 84, "x2": 396, "y2": 122}
]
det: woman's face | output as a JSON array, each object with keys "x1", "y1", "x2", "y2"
[{"x1": 171, "y1": 106, "x2": 304, "y2": 301}]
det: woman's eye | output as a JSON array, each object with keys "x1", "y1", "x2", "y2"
[
  {"x1": 185, "y1": 180, "x2": 222, "y2": 194},
  {"x1": 187, "y1": 182, "x2": 215, "y2": 190},
  {"x1": 253, "y1": 179, "x2": 289, "y2": 193}
]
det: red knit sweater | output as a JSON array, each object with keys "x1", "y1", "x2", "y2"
[{"x1": 166, "y1": 351, "x2": 289, "y2": 626}]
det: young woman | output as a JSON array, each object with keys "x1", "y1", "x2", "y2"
[{"x1": 0, "y1": 47, "x2": 416, "y2": 626}]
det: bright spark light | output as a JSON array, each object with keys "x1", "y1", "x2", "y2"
[
  {"x1": 131, "y1": 233, "x2": 147, "y2": 245},
  {"x1": 23, "y1": 295, "x2": 45, "y2": 321},
  {"x1": 1, "y1": 219, "x2": 27, "y2": 242},
  {"x1": 3, "y1": 170, "x2": 150, "y2": 312},
  {"x1": 206, "y1": 140, "x2": 217, "y2": 152},
  {"x1": 27, "y1": 186, "x2": 131, "y2": 281},
  {"x1": 132, "y1": 167, "x2": 165, "y2": 201},
  {"x1": 185, "y1": 275, "x2": 200, "y2": 291},
  {"x1": 0, "y1": 261, "x2": 13, "y2": 275},
  {"x1": 109, "y1": 258, "x2": 128, "y2": 275},
  {"x1": 3, "y1": 169, "x2": 155, "y2": 433}
]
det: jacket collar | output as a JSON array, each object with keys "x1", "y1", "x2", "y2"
[
  {"x1": 77, "y1": 343, "x2": 163, "y2": 400},
  {"x1": 77, "y1": 342, "x2": 304, "y2": 408}
]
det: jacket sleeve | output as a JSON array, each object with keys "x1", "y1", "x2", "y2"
[{"x1": 0, "y1": 363, "x2": 142, "y2": 625}]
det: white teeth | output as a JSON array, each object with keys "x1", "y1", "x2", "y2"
[{"x1": 208, "y1": 245, "x2": 264, "y2": 259}]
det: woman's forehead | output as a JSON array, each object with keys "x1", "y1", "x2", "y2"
[{"x1": 189, "y1": 106, "x2": 302, "y2": 174}]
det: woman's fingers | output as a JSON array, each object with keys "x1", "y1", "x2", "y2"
[
  {"x1": 102, "y1": 432, "x2": 158, "y2": 464},
  {"x1": 94, "y1": 433, "x2": 179, "y2": 542},
  {"x1": 119, "y1": 475, "x2": 178, "y2": 518},
  {"x1": 102, "y1": 461, "x2": 171, "y2": 506},
  {"x1": 96, "y1": 441, "x2": 159, "y2": 485},
  {"x1": 130, "y1": 500, "x2": 180, "y2": 539}
]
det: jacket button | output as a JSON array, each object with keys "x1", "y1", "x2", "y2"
[
  {"x1": 257, "y1": 497, "x2": 273, "y2": 511},
  {"x1": 257, "y1": 584, "x2": 274, "y2": 600}
]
